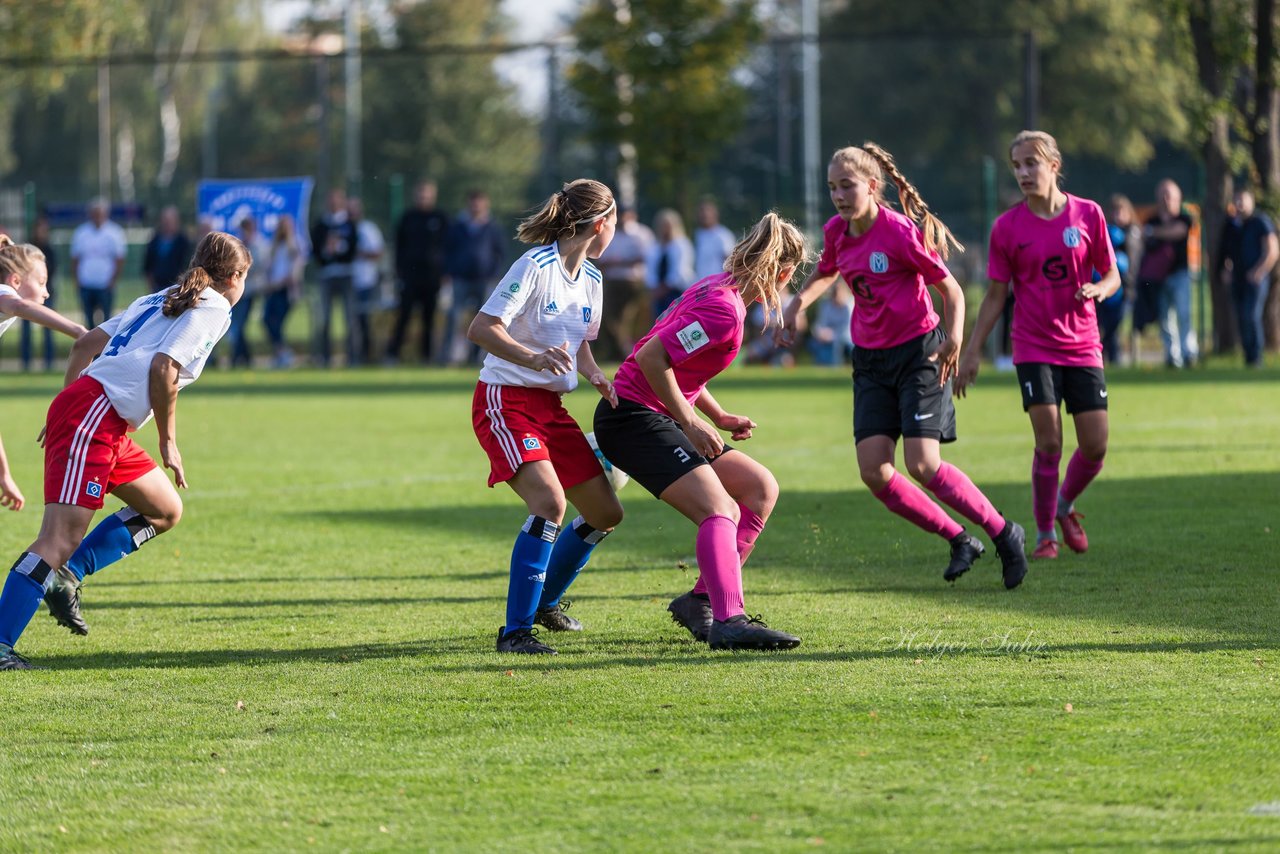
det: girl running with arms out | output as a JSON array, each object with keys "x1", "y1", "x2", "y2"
[
  {"x1": 0, "y1": 232, "x2": 250, "y2": 670},
  {"x1": 0, "y1": 237, "x2": 89, "y2": 511},
  {"x1": 468, "y1": 179, "x2": 623, "y2": 655},
  {"x1": 595, "y1": 212, "x2": 806, "y2": 650},
  {"x1": 956, "y1": 130, "x2": 1118, "y2": 560},
  {"x1": 778, "y1": 143, "x2": 1029, "y2": 589}
]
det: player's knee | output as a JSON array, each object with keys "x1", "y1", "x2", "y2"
[
  {"x1": 529, "y1": 498, "x2": 567, "y2": 526},
  {"x1": 588, "y1": 498, "x2": 624, "y2": 532},
  {"x1": 1080, "y1": 442, "x2": 1107, "y2": 462},
  {"x1": 904, "y1": 457, "x2": 939, "y2": 485},
  {"x1": 859, "y1": 463, "x2": 894, "y2": 494},
  {"x1": 151, "y1": 497, "x2": 183, "y2": 533},
  {"x1": 1035, "y1": 438, "x2": 1063, "y2": 457},
  {"x1": 741, "y1": 471, "x2": 780, "y2": 519}
]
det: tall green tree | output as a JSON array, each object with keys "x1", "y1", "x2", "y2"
[
  {"x1": 568, "y1": 0, "x2": 762, "y2": 216},
  {"x1": 817, "y1": 0, "x2": 1195, "y2": 245},
  {"x1": 359, "y1": 0, "x2": 540, "y2": 220}
]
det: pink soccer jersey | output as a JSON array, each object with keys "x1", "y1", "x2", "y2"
[
  {"x1": 815, "y1": 209, "x2": 950, "y2": 350},
  {"x1": 613, "y1": 272, "x2": 746, "y2": 417},
  {"x1": 988, "y1": 194, "x2": 1116, "y2": 367}
]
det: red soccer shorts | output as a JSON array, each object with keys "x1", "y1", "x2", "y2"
[
  {"x1": 472, "y1": 381, "x2": 602, "y2": 489},
  {"x1": 43, "y1": 377, "x2": 158, "y2": 509}
]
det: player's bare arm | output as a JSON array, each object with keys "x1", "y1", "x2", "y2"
[{"x1": 149, "y1": 353, "x2": 187, "y2": 489}]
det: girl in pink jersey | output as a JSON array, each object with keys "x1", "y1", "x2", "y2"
[
  {"x1": 0, "y1": 237, "x2": 89, "y2": 511},
  {"x1": 778, "y1": 143, "x2": 1029, "y2": 589},
  {"x1": 468, "y1": 179, "x2": 623, "y2": 656},
  {"x1": 594, "y1": 213, "x2": 806, "y2": 650},
  {"x1": 0, "y1": 233, "x2": 249, "y2": 670},
  {"x1": 957, "y1": 130, "x2": 1118, "y2": 560}
]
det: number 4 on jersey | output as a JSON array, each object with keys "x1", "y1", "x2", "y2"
[{"x1": 103, "y1": 307, "x2": 160, "y2": 357}]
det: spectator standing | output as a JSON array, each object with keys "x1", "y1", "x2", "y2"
[
  {"x1": 350, "y1": 197, "x2": 385, "y2": 366},
  {"x1": 808, "y1": 285, "x2": 853, "y2": 366},
  {"x1": 70, "y1": 198, "x2": 127, "y2": 327},
  {"x1": 310, "y1": 187, "x2": 359, "y2": 367},
  {"x1": 442, "y1": 190, "x2": 506, "y2": 365},
  {"x1": 692, "y1": 199, "x2": 737, "y2": 279},
  {"x1": 19, "y1": 216, "x2": 57, "y2": 372},
  {"x1": 263, "y1": 214, "x2": 304, "y2": 368},
  {"x1": 1098, "y1": 194, "x2": 1140, "y2": 365},
  {"x1": 1139, "y1": 179, "x2": 1197, "y2": 368},
  {"x1": 228, "y1": 216, "x2": 271, "y2": 368},
  {"x1": 142, "y1": 206, "x2": 193, "y2": 294},
  {"x1": 386, "y1": 181, "x2": 450, "y2": 364},
  {"x1": 1220, "y1": 188, "x2": 1279, "y2": 367},
  {"x1": 647, "y1": 208, "x2": 695, "y2": 320},
  {"x1": 595, "y1": 205, "x2": 655, "y2": 360}
]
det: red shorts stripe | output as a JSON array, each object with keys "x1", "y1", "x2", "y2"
[
  {"x1": 471, "y1": 382, "x2": 603, "y2": 489},
  {"x1": 44, "y1": 377, "x2": 158, "y2": 510}
]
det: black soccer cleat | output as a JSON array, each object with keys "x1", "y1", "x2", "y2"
[
  {"x1": 994, "y1": 520, "x2": 1030, "y2": 590},
  {"x1": 0, "y1": 644, "x2": 39, "y2": 671},
  {"x1": 668, "y1": 591, "x2": 714, "y2": 642},
  {"x1": 944, "y1": 532, "x2": 986, "y2": 582},
  {"x1": 707, "y1": 614, "x2": 801, "y2": 651},
  {"x1": 495, "y1": 627, "x2": 558, "y2": 655},
  {"x1": 44, "y1": 565, "x2": 88, "y2": 636},
  {"x1": 534, "y1": 599, "x2": 583, "y2": 632}
]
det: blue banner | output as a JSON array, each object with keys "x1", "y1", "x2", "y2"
[{"x1": 196, "y1": 177, "x2": 313, "y2": 250}]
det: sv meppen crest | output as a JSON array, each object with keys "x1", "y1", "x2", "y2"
[
  {"x1": 1062, "y1": 226, "x2": 1081, "y2": 248},
  {"x1": 870, "y1": 252, "x2": 889, "y2": 274}
]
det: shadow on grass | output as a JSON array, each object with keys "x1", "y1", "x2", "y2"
[{"x1": 32, "y1": 635, "x2": 1275, "y2": 673}]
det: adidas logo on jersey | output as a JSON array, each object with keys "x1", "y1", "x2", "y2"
[{"x1": 543, "y1": 301, "x2": 560, "y2": 315}]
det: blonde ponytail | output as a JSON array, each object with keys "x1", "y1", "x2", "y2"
[
  {"x1": 726, "y1": 212, "x2": 809, "y2": 325},
  {"x1": 163, "y1": 231, "x2": 251, "y2": 317},
  {"x1": 517, "y1": 179, "x2": 615, "y2": 245}
]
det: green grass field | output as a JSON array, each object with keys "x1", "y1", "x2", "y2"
[{"x1": 1, "y1": 363, "x2": 1278, "y2": 852}]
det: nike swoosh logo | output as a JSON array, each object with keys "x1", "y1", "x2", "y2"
[
  {"x1": 913, "y1": 412, "x2": 935, "y2": 421},
  {"x1": 1100, "y1": 390, "x2": 1108, "y2": 398}
]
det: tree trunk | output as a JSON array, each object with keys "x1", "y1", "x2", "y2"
[
  {"x1": 1190, "y1": 0, "x2": 1237, "y2": 353},
  {"x1": 1254, "y1": 0, "x2": 1280, "y2": 349}
]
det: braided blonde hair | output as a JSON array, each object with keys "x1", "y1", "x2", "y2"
[{"x1": 830, "y1": 142, "x2": 963, "y2": 260}]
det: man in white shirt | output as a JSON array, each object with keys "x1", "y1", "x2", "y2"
[
  {"x1": 692, "y1": 199, "x2": 736, "y2": 280},
  {"x1": 350, "y1": 197, "x2": 385, "y2": 365},
  {"x1": 70, "y1": 198, "x2": 127, "y2": 327},
  {"x1": 596, "y1": 206, "x2": 654, "y2": 359}
]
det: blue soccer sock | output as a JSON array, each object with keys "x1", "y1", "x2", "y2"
[
  {"x1": 503, "y1": 516, "x2": 558, "y2": 636},
  {"x1": 66, "y1": 508, "x2": 158, "y2": 581},
  {"x1": 539, "y1": 516, "x2": 610, "y2": 610},
  {"x1": 0, "y1": 552, "x2": 54, "y2": 648}
]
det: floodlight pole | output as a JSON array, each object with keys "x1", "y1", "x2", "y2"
[
  {"x1": 801, "y1": 0, "x2": 821, "y2": 239},
  {"x1": 345, "y1": 0, "x2": 363, "y2": 198},
  {"x1": 98, "y1": 61, "x2": 111, "y2": 199}
]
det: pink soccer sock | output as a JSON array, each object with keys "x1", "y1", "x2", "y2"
[
  {"x1": 873, "y1": 472, "x2": 964, "y2": 540},
  {"x1": 736, "y1": 504, "x2": 767, "y2": 567},
  {"x1": 1032, "y1": 450, "x2": 1062, "y2": 538},
  {"x1": 924, "y1": 463, "x2": 1006, "y2": 539},
  {"x1": 695, "y1": 514, "x2": 746, "y2": 622},
  {"x1": 691, "y1": 505, "x2": 767, "y2": 596},
  {"x1": 1058, "y1": 450, "x2": 1104, "y2": 514}
]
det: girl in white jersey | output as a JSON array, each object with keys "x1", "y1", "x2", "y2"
[
  {"x1": 0, "y1": 236, "x2": 89, "y2": 511},
  {"x1": 0, "y1": 232, "x2": 250, "y2": 670},
  {"x1": 467, "y1": 179, "x2": 623, "y2": 655}
]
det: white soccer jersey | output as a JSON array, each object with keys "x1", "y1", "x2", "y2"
[
  {"x1": 83, "y1": 288, "x2": 232, "y2": 428},
  {"x1": 0, "y1": 284, "x2": 19, "y2": 340},
  {"x1": 477, "y1": 243, "x2": 603, "y2": 393}
]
